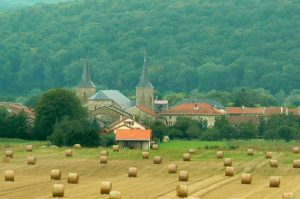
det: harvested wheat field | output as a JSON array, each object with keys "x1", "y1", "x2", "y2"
[{"x1": 1, "y1": 139, "x2": 300, "y2": 199}]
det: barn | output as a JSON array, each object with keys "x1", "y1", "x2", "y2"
[{"x1": 115, "y1": 129, "x2": 152, "y2": 150}]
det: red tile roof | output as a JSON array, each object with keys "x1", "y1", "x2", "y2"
[
  {"x1": 227, "y1": 115, "x2": 260, "y2": 125},
  {"x1": 137, "y1": 105, "x2": 158, "y2": 117},
  {"x1": 226, "y1": 107, "x2": 264, "y2": 115},
  {"x1": 115, "y1": 129, "x2": 152, "y2": 141},
  {"x1": 160, "y1": 103, "x2": 223, "y2": 115}
]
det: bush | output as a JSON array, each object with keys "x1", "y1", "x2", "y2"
[
  {"x1": 99, "y1": 133, "x2": 115, "y2": 147},
  {"x1": 49, "y1": 117, "x2": 99, "y2": 147}
]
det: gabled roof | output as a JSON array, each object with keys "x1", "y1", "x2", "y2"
[
  {"x1": 226, "y1": 107, "x2": 264, "y2": 115},
  {"x1": 89, "y1": 90, "x2": 133, "y2": 109},
  {"x1": 160, "y1": 103, "x2": 223, "y2": 115},
  {"x1": 136, "y1": 105, "x2": 159, "y2": 117},
  {"x1": 136, "y1": 56, "x2": 153, "y2": 88},
  {"x1": 116, "y1": 129, "x2": 152, "y2": 141},
  {"x1": 77, "y1": 60, "x2": 95, "y2": 88}
]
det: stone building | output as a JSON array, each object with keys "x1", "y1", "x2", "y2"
[
  {"x1": 76, "y1": 60, "x2": 96, "y2": 104},
  {"x1": 135, "y1": 56, "x2": 154, "y2": 110}
]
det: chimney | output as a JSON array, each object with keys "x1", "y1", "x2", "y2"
[
  {"x1": 286, "y1": 107, "x2": 289, "y2": 115},
  {"x1": 242, "y1": 105, "x2": 245, "y2": 109},
  {"x1": 194, "y1": 103, "x2": 199, "y2": 110},
  {"x1": 280, "y1": 106, "x2": 283, "y2": 114}
]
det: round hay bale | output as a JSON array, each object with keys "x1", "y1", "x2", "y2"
[
  {"x1": 73, "y1": 144, "x2": 81, "y2": 149},
  {"x1": 282, "y1": 192, "x2": 294, "y2": 199},
  {"x1": 168, "y1": 164, "x2": 177, "y2": 174},
  {"x1": 26, "y1": 145, "x2": 33, "y2": 152},
  {"x1": 152, "y1": 144, "x2": 159, "y2": 150},
  {"x1": 100, "y1": 156, "x2": 108, "y2": 164},
  {"x1": 224, "y1": 158, "x2": 232, "y2": 166},
  {"x1": 100, "y1": 150, "x2": 109, "y2": 156},
  {"x1": 183, "y1": 153, "x2": 191, "y2": 161},
  {"x1": 112, "y1": 145, "x2": 119, "y2": 152},
  {"x1": 153, "y1": 156, "x2": 162, "y2": 164},
  {"x1": 188, "y1": 149, "x2": 196, "y2": 154},
  {"x1": 65, "y1": 149, "x2": 73, "y2": 157},
  {"x1": 241, "y1": 174, "x2": 252, "y2": 184},
  {"x1": 176, "y1": 184, "x2": 188, "y2": 197},
  {"x1": 293, "y1": 160, "x2": 300, "y2": 168},
  {"x1": 292, "y1": 147, "x2": 299, "y2": 154},
  {"x1": 100, "y1": 181, "x2": 112, "y2": 194},
  {"x1": 128, "y1": 167, "x2": 137, "y2": 177},
  {"x1": 52, "y1": 183, "x2": 64, "y2": 197},
  {"x1": 68, "y1": 173, "x2": 79, "y2": 184},
  {"x1": 247, "y1": 148, "x2": 254, "y2": 156},
  {"x1": 269, "y1": 176, "x2": 280, "y2": 187},
  {"x1": 142, "y1": 151, "x2": 149, "y2": 159},
  {"x1": 51, "y1": 169, "x2": 61, "y2": 180},
  {"x1": 225, "y1": 166, "x2": 234, "y2": 177},
  {"x1": 5, "y1": 150, "x2": 13, "y2": 158},
  {"x1": 27, "y1": 156, "x2": 36, "y2": 165},
  {"x1": 269, "y1": 159, "x2": 278, "y2": 168},
  {"x1": 179, "y1": 170, "x2": 189, "y2": 181},
  {"x1": 216, "y1": 151, "x2": 224, "y2": 159},
  {"x1": 265, "y1": 151, "x2": 272, "y2": 159},
  {"x1": 109, "y1": 191, "x2": 121, "y2": 199},
  {"x1": 4, "y1": 170, "x2": 14, "y2": 181}
]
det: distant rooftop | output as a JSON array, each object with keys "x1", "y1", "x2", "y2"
[
  {"x1": 89, "y1": 90, "x2": 133, "y2": 109},
  {"x1": 178, "y1": 99, "x2": 225, "y2": 109}
]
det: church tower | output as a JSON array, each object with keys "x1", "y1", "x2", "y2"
[
  {"x1": 76, "y1": 60, "x2": 96, "y2": 104},
  {"x1": 136, "y1": 56, "x2": 154, "y2": 110}
]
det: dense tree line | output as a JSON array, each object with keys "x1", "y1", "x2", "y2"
[
  {"x1": 150, "y1": 115, "x2": 300, "y2": 142},
  {"x1": 0, "y1": 0, "x2": 71, "y2": 10},
  {"x1": 0, "y1": 0, "x2": 300, "y2": 97}
]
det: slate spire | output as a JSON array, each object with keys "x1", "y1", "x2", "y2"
[
  {"x1": 137, "y1": 55, "x2": 153, "y2": 88},
  {"x1": 78, "y1": 59, "x2": 95, "y2": 88}
]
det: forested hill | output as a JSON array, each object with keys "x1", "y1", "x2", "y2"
[
  {"x1": 0, "y1": 0, "x2": 300, "y2": 96},
  {"x1": 0, "y1": 0, "x2": 72, "y2": 10}
]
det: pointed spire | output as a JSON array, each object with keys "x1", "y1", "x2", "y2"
[
  {"x1": 78, "y1": 59, "x2": 96, "y2": 88},
  {"x1": 137, "y1": 54, "x2": 153, "y2": 88}
]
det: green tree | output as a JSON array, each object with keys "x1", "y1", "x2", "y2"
[
  {"x1": 277, "y1": 126, "x2": 295, "y2": 142},
  {"x1": 34, "y1": 88, "x2": 87, "y2": 140},
  {"x1": 50, "y1": 117, "x2": 99, "y2": 147}
]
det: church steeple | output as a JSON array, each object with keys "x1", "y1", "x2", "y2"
[
  {"x1": 137, "y1": 55, "x2": 153, "y2": 88},
  {"x1": 136, "y1": 55, "x2": 154, "y2": 110},
  {"x1": 78, "y1": 60, "x2": 95, "y2": 88},
  {"x1": 76, "y1": 59, "x2": 96, "y2": 104}
]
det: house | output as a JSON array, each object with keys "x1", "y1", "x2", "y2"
[
  {"x1": 115, "y1": 129, "x2": 152, "y2": 149},
  {"x1": 109, "y1": 117, "x2": 147, "y2": 133},
  {"x1": 160, "y1": 102, "x2": 224, "y2": 127},
  {"x1": 126, "y1": 105, "x2": 158, "y2": 122}
]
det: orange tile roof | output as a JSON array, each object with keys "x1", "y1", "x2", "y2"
[
  {"x1": 115, "y1": 129, "x2": 152, "y2": 141},
  {"x1": 226, "y1": 107, "x2": 264, "y2": 115},
  {"x1": 160, "y1": 103, "x2": 223, "y2": 115},
  {"x1": 137, "y1": 105, "x2": 158, "y2": 117}
]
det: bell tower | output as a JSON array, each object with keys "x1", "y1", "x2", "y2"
[
  {"x1": 136, "y1": 56, "x2": 154, "y2": 110},
  {"x1": 76, "y1": 60, "x2": 96, "y2": 104}
]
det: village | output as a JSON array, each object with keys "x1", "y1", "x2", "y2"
[{"x1": 1, "y1": 57, "x2": 299, "y2": 150}]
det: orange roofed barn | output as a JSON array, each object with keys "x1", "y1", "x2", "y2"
[{"x1": 115, "y1": 129, "x2": 152, "y2": 150}]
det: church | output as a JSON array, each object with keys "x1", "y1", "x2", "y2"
[
  {"x1": 75, "y1": 57, "x2": 227, "y2": 130},
  {"x1": 76, "y1": 57, "x2": 158, "y2": 129}
]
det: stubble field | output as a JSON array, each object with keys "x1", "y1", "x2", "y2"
[{"x1": 1, "y1": 139, "x2": 300, "y2": 199}]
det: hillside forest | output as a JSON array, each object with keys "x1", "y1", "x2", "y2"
[{"x1": 0, "y1": 0, "x2": 300, "y2": 107}]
